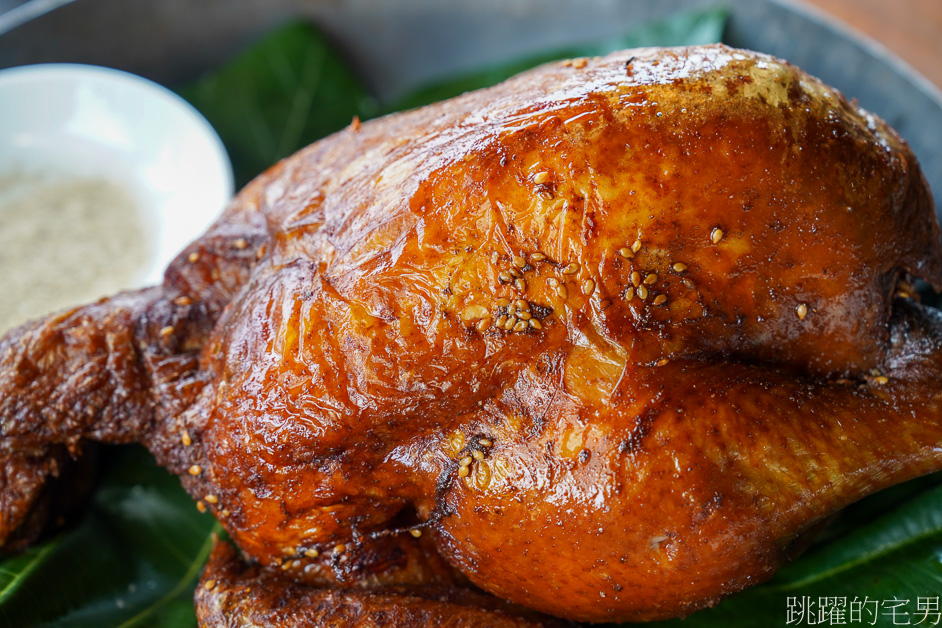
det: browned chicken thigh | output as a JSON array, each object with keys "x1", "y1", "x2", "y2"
[{"x1": 2, "y1": 44, "x2": 942, "y2": 624}]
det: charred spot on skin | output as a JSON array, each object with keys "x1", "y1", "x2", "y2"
[{"x1": 530, "y1": 304, "x2": 553, "y2": 319}]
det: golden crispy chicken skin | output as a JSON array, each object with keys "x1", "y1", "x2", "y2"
[
  {"x1": 2, "y1": 44, "x2": 942, "y2": 623},
  {"x1": 196, "y1": 539, "x2": 568, "y2": 627}
]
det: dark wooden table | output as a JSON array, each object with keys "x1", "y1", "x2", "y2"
[{"x1": 801, "y1": 0, "x2": 942, "y2": 90}]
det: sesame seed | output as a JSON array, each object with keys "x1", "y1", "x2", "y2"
[
  {"x1": 529, "y1": 319, "x2": 543, "y2": 329},
  {"x1": 476, "y1": 317, "x2": 491, "y2": 332},
  {"x1": 562, "y1": 262, "x2": 580, "y2": 275},
  {"x1": 530, "y1": 252, "x2": 546, "y2": 262},
  {"x1": 221, "y1": 510, "x2": 230, "y2": 518},
  {"x1": 513, "y1": 320, "x2": 527, "y2": 332},
  {"x1": 532, "y1": 171, "x2": 550, "y2": 185},
  {"x1": 495, "y1": 314, "x2": 508, "y2": 328},
  {"x1": 630, "y1": 271, "x2": 641, "y2": 287},
  {"x1": 188, "y1": 465, "x2": 202, "y2": 476},
  {"x1": 174, "y1": 296, "x2": 192, "y2": 306},
  {"x1": 514, "y1": 278, "x2": 527, "y2": 293},
  {"x1": 498, "y1": 271, "x2": 512, "y2": 283},
  {"x1": 181, "y1": 430, "x2": 192, "y2": 446},
  {"x1": 334, "y1": 544, "x2": 346, "y2": 554},
  {"x1": 624, "y1": 287, "x2": 635, "y2": 301},
  {"x1": 515, "y1": 299, "x2": 529, "y2": 311},
  {"x1": 233, "y1": 238, "x2": 248, "y2": 250},
  {"x1": 653, "y1": 294, "x2": 667, "y2": 306},
  {"x1": 495, "y1": 298, "x2": 511, "y2": 307},
  {"x1": 582, "y1": 279, "x2": 595, "y2": 295},
  {"x1": 305, "y1": 548, "x2": 319, "y2": 558},
  {"x1": 459, "y1": 456, "x2": 473, "y2": 466},
  {"x1": 159, "y1": 326, "x2": 174, "y2": 337},
  {"x1": 280, "y1": 561, "x2": 291, "y2": 570},
  {"x1": 513, "y1": 256, "x2": 526, "y2": 269},
  {"x1": 644, "y1": 273, "x2": 658, "y2": 285},
  {"x1": 472, "y1": 450, "x2": 485, "y2": 460},
  {"x1": 505, "y1": 316, "x2": 518, "y2": 330},
  {"x1": 479, "y1": 438, "x2": 493, "y2": 447},
  {"x1": 637, "y1": 285, "x2": 648, "y2": 300},
  {"x1": 711, "y1": 228, "x2": 724, "y2": 244},
  {"x1": 458, "y1": 466, "x2": 470, "y2": 477},
  {"x1": 556, "y1": 285, "x2": 569, "y2": 298},
  {"x1": 656, "y1": 358, "x2": 670, "y2": 366},
  {"x1": 631, "y1": 240, "x2": 642, "y2": 253},
  {"x1": 282, "y1": 546, "x2": 295, "y2": 555},
  {"x1": 683, "y1": 279, "x2": 696, "y2": 290},
  {"x1": 509, "y1": 268, "x2": 522, "y2": 278},
  {"x1": 196, "y1": 501, "x2": 206, "y2": 513},
  {"x1": 409, "y1": 528, "x2": 423, "y2": 538},
  {"x1": 873, "y1": 376, "x2": 889, "y2": 385},
  {"x1": 618, "y1": 247, "x2": 633, "y2": 258},
  {"x1": 672, "y1": 263, "x2": 687, "y2": 273},
  {"x1": 204, "y1": 494, "x2": 218, "y2": 504},
  {"x1": 796, "y1": 303, "x2": 808, "y2": 320},
  {"x1": 204, "y1": 579, "x2": 217, "y2": 591},
  {"x1": 188, "y1": 252, "x2": 200, "y2": 263},
  {"x1": 518, "y1": 311, "x2": 532, "y2": 320}
]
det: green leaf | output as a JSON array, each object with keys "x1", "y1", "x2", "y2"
[
  {"x1": 388, "y1": 7, "x2": 728, "y2": 112},
  {"x1": 646, "y1": 476, "x2": 942, "y2": 628},
  {"x1": 177, "y1": 21, "x2": 378, "y2": 187},
  {"x1": 0, "y1": 446, "x2": 218, "y2": 628}
]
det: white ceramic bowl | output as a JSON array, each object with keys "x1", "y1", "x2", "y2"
[{"x1": 0, "y1": 63, "x2": 233, "y2": 287}]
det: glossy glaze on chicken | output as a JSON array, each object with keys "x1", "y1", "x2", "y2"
[{"x1": 2, "y1": 45, "x2": 942, "y2": 624}]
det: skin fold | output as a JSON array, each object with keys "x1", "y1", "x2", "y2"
[
  {"x1": 1, "y1": 44, "x2": 941, "y2": 623},
  {"x1": 195, "y1": 539, "x2": 567, "y2": 627}
]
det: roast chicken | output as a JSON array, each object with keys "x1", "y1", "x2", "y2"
[{"x1": 2, "y1": 44, "x2": 942, "y2": 624}]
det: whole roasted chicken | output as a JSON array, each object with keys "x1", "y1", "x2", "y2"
[{"x1": 2, "y1": 44, "x2": 942, "y2": 625}]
